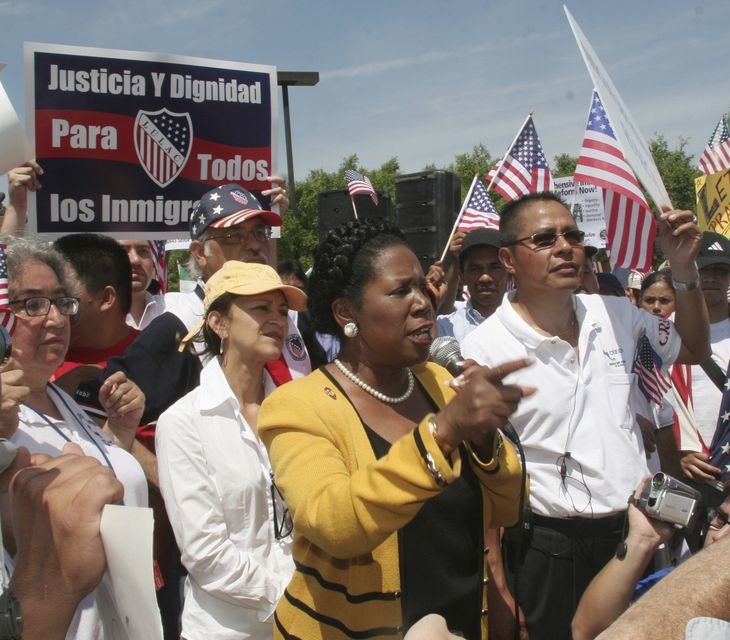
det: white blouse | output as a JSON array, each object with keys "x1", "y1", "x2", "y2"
[{"x1": 156, "y1": 357, "x2": 293, "y2": 640}]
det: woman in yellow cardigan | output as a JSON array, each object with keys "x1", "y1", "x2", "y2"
[{"x1": 258, "y1": 220, "x2": 531, "y2": 639}]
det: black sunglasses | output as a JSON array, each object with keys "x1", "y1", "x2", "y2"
[
  {"x1": 506, "y1": 228, "x2": 585, "y2": 251},
  {"x1": 270, "y1": 473, "x2": 293, "y2": 540}
]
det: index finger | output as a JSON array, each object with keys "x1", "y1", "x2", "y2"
[{"x1": 484, "y1": 358, "x2": 534, "y2": 383}]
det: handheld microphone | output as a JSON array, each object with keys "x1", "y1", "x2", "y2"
[{"x1": 429, "y1": 336, "x2": 521, "y2": 444}]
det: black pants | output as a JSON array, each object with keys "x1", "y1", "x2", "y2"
[{"x1": 503, "y1": 513, "x2": 625, "y2": 640}]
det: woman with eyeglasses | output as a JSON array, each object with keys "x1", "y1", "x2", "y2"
[
  {"x1": 258, "y1": 220, "x2": 530, "y2": 639},
  {"x1": 155, "y1": 261, "x2": 307, "y2": 640},
  {"x1": 4, "y1": 238, "x2": 148, "y2": 639}
]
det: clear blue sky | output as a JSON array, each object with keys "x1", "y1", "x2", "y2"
[{"x1": 1, "y1": 0, "x2": 727, "y2": 188}]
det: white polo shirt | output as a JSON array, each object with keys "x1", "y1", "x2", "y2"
[{"x1": 462, "y1": 291, "x2": 681, "y2": 518}]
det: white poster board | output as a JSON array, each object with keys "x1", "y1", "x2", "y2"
[
  {"x1": 553, "y1": 176, "x2": 606, "y2": 248},
  {"x1": 564, "y1": 6, "x2": 671, "y2": 210}
]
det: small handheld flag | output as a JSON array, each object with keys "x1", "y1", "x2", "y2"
[{"x1": 344, "y1": 169, "x2": 379, "y2": 205}]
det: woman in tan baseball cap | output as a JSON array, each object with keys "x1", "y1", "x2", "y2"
[{"x1": 155, "y1": 261, "x2": 306, "y2": 640}]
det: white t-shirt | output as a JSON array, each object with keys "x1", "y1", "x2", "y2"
[
  {"x1": 462, "y1": 292, "x2": 681, "y2": 518},
  {"x1": 691, "y1": 318, "x2": 730, "y2": 445},
  {"x1": 12, "y1": 384, "x2": 147, "y2": 640}
]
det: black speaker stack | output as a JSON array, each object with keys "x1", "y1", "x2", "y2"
[
  {"x1": 394, "y1": 171, "x2": 461, "y2": 272},
  {"x1": 316, "y1": 171, "x2": 460, "y2": 272}
]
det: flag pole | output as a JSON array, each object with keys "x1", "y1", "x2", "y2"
[
  {"x1": 350, "y1": 195, "x2": 359, "y2": 220},
  {"x1": 485, "y1": 110, "x2": 533, "y2": 193},
  {"x1": 439, "y1": 174, "x2": 479, "y2": 263}
]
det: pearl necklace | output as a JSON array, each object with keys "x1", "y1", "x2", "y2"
[{"x1": 333, "y1": 358, "x2": 415, "y2": 404}]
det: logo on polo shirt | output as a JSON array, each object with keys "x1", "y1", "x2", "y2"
[
  {"x1": 286, "y1": 334, "x2": 306, "y2": 361},
  {"x1": 603, "y1": 347, "x2": 625, "y2": 367}
]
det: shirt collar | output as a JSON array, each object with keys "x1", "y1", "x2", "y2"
[
  {"x1": 197, "y1": 356, "x2": 276, "y2": 412},
  {"x1": 464, "y1": 299, "x2": 487, "y2": 324},
  {"x1": 496, "y1": 290, "x2": 598, "y2": 349}
]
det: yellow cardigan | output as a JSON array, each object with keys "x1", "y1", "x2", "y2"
[{"x1": 258, "y1": 361, "x2": 524, "y2": 639}]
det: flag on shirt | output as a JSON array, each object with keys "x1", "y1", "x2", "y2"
[
  {"x1": 709, "y1": 363, "x2": 730, "y2": 484},
  {"x1": 149, "y1": 240, "x2": 167, "y2": 294},
  {"x1": 0, "y1": 244, "x2": 16, "y2": 335},
  {"x1": 574, "y1": 90, "x2": 655, "y2": 272},
  {"x1": 344, "y1": 169, "x2": 379, "y2": 205},
  {"x1": 487, "y1": 114, "x2": 553, "y2": 202},
  {"x1": 457, "y1": 177, "x2": 500, "y2": 232},
  {"x1": 698, "y1": 113, "x2": 730, "y2": 176},
  {"x1": 632, "y1": 330, "x2": 671, "y2": 405}
]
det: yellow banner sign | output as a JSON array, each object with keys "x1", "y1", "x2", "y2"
[{"x1": 695, "y1": 170, "x2": 730, "y2": 237}]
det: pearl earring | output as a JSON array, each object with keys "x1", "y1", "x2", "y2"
[{"x1": 343, "y1": 322, "x2": 359, "y2": 338}]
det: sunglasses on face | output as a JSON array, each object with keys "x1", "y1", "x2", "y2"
[{"x1": 507, "y1": 228, "x2": 586, "y2": 251}]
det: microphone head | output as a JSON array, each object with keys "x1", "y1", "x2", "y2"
[{"x1": 429, "y1": 336, "x2": 463, "y2": 373}]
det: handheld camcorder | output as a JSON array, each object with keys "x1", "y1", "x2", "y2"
[{"x1": 635, "y1": 472, "x2": 701, "y2": 530}]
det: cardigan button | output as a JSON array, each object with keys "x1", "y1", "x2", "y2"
[
  {"x1": 481, "y1": 608, "x2": 488, "y2": 616},
  {"x1": 393, "y1": 591, "x2": 401, "y2": 599},
  {"x1": 483, "y1": 547, "x2": 489, "y2": 554},
  {"x1": 483, "y1": 577, "x2": 489, "y2": 585}
]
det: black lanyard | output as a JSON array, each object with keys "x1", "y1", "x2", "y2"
[{"x1": 23, "y1": 385, "x2": 115, "y2": 472}]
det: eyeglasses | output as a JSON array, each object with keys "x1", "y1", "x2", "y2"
[
  {"x1": 707, "y1": 507, "x2": 730, "y2": 530},
  {"x1": 270, "y1": 473, "x2": 293, "y2": 540},
  {"x1": 9, "y1": 296, "x2": 80, "y2": 317},
  {"x1": 205, "y1": 226, "x2": 271, "y2": 246},
  {"x1": 506, "y1": 228, "x2": 586, "y2": 251}
]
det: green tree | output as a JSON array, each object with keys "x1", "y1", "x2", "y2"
[
  {"x1": 442, "y1": 144, "x2": 495, "y2": 200},
  {"x1": 553, "y1": 153, "x2": 578, "y2": 178},
  {"x1": 278, "y1": 155, "x2": 401, "y2": 268},
  {"x1": 649, "y1": 135, "x2": 701, "y2": 212}
]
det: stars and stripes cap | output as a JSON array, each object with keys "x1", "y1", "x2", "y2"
[
  {"x1": 189, "y1": 183, "x2": 282, "y2": 240},
  {"x1": 696, "y1": 232, "x2": 730, "y2": 270}
]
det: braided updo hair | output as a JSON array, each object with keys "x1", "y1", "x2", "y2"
[{"x1": 307, "y1": 219, "x2": 408, "y2": 336}]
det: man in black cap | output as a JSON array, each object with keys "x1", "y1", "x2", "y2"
[{"x1": 436, "y1": 227, "x2": 507, "y2": 342}]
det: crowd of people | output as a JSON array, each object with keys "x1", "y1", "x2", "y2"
[{"x1": 0, "y1": 160, "x2": 728, "y2": 640}]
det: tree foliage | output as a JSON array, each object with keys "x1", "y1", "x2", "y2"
[
  {"x1": 278, "y1": 155, "x2": 400, "y2": 269},
  {"x1": 649, "y1": 135, "x2": 701, "y2": 212},
  {"x1": 277, "y1": 135, "x2": 702, "y2": 268},
  {"x1": 553, "y1": 153, "x2": 578, "y2": 178}
]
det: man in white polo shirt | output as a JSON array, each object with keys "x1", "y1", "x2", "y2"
[{"x1": 462, "y1": 192, "x2": 710, "y2": 640}]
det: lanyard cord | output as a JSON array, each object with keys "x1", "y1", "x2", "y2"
[{"x1": 23, "y1": 385, "x2": 115, "y2": 472}]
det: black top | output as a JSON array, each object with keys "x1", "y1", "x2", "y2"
[
  {"x1": 321, "y1": 368, "x2": 483, "y2": 639},
  {"x1": 104, "y1": 310, "x2": 202, "y2": 425}
]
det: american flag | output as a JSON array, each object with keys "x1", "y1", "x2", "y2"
[
  {"x1": 574, "y1": 90, "x2": 655, "y2": 272},
  {"x1": 150, "y1": 240, "x2": 167, "y2": 294},
  {"x1": 632, "y1": 331, "x2": 671, "y2": 405},
  {"x1": 457, "y1": 177, "x2": 500, "y2": 232},
  {"x1": 344, "y1": 169, "x2": 379, "y2": 205},
  {"x1": 0, "y1": 244, "x2": 15, "y2": 335},
  {"x1": 487, "y1": 115, "x2": 553, "y2": 202},
  {"x1": 709, "y1": 363, "x2": 730, "y2": 484},
  {"x1": 698, "y1": 114, "x2": 730, "y2": 176}
]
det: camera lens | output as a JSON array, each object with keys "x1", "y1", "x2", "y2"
[{"x1": 653, "y1": 473, "x2": 665, "y2": 488}]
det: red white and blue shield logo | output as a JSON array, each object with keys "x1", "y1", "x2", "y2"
[{"x1": 134, "y1": 108, "x2": 193, "y2": 188}]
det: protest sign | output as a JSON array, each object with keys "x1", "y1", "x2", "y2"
[
  {"x1": 553, "y1": 176, "x2": 606, "y2": 248},
  {"x1": 695, "y1": 170, "x2": 730, "y2": 238},
  {"x1": 25, "y1": 43, "x2": 278, "y2": 239},
  {"x1": 564, "y1": 6, "x2": 671, "y2": 210},
  {"x1": 0, "y1": 68, "x2": 33, "y2": 176}
]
